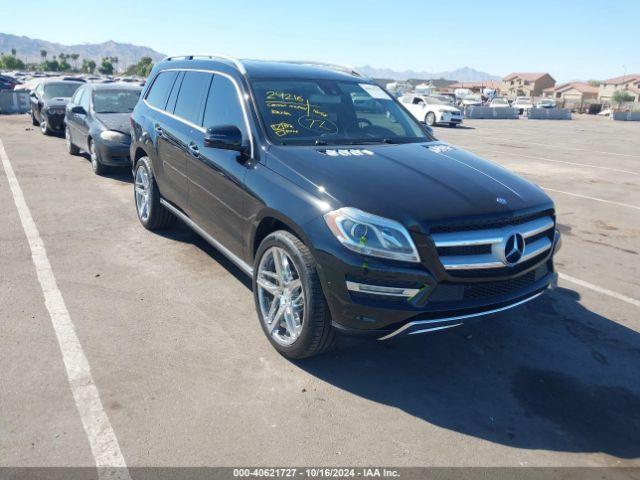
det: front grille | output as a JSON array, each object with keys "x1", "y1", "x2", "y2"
[
  {"x1": 463, "y1": 271, "x2": 536, "y2": 299},
  {"x1": 430, "y1": 211, "x2": 555, "y2": 277},
  {"x1": 429, "y1": 264, "x2": 548, "y2": 302}
]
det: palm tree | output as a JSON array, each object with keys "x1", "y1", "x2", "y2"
[
  {"x1": 112, "y1": 56, "x2": 119, "y2": 73},
  {"x1": 11, "y1": 48, "x2": 16, "y2": 56},
  {"x1": 40, "y1": 49, "x2": 47, "y2": 61},
  {"x1": 70, "y1": 53, "x2": 80, "y2": 70}
]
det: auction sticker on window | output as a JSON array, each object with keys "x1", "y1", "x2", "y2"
[{"x1": 359, "y1": 83, "x2": 391, "y2": 100}]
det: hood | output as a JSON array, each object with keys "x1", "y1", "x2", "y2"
[
  {"x1": 94, "y1": 113, "x2": 131, "y2": 134},
  {"x1": 44, "y1": 97, "x2": 71, "y2": 108},
  {"x1": 266, "y1": 142, "x2": 553, "y2": 232}
]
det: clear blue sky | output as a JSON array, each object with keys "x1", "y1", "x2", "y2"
[{"x1": 1, "y1": 0, "x2": 637, "y2": 81}]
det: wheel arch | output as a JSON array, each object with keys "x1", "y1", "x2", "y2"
[{"x1": 250, "y1": 210, "x2": 313, "y2": 263}]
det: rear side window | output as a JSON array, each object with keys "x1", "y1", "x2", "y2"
[
  {"x1": 173, "y1": 72, "x2": 212, "y2": 125},
  {"x1": 202, "y1": 75, "x2": 246, "y2": 136},
  {"x1": 146, "y1": 71, "x2": 178, "y2": 110}
]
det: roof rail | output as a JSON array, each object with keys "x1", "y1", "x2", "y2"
[
  {"x1": 280, "y1": 61, "x2": 368, "y2": 79},
  {"x1": 162, "y1": 54, "x2": 247, "y2": 75}
]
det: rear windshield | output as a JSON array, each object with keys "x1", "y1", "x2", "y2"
[
  {"x1": 93, "y1": 89, "x2": 141, "y2": 114},
  {"x1": 43, "y1": 83, "x2": 81, "y2": 99},
  {"x1": 251, "y1": 79, "x2": 432, "y2": 146}
]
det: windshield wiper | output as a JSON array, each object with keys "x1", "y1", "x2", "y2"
[{"x1": 347, "y1": 138, "x2": 400, "y2": 145}]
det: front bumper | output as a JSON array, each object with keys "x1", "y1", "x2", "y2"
[
  {"x1": 309, "y1": 217, "x2": 561, "y2": 340},
  {"x1": 95, "y1": 141, "x2": 131, "y2": 166},
  {"x1": 44, "y1": 112, "x2": 65, "y2": 132},
  {"x1": 436, "y1": 111, "x2": 463, "y2": 124}
]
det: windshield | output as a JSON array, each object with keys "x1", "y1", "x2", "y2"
[
  {"x1": 493, "y1": 98, "x2": 508, "y2": 104},
  {"x1": 425, "y1": 97, "x2": 445, "y2": 105},
  {"x1": 92, "y1": 89, "x2": 141, "y2": 114},
  {"x1": 251, "y1": 79, "x2": 432, "y2": 145},
  {"x1": 43, "y1": 83, "x2": 81, "y2": 99}
]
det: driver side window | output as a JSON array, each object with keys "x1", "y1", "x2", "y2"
[{"x1": 412, "y1": 97, "x2": 425, "y2": 105}]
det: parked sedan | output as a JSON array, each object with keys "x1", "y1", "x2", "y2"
[
  {"x1": 536, "y1": 98, "x2": 557, "y2": 108},
  {"x1": 65, "y1": 83, "x2": 142, "y2": 174},
  {"x1": 513, "y1": 96, "x2": 534, "y2": 115},
  {"x1": 489, "y1": 97, "x2": 511, "y2": 108},
  {"x1": 400, "y1": 94, "x2": 463, "y2": 127},
  {"x1": 29, "y1": 80, "x2": 82, "y2": 135}
]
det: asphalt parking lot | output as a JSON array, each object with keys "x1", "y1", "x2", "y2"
[{"x1": 1, "y1": 114, "x2": 639, "y2": 470}]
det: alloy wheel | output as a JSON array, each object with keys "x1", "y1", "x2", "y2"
[
  {"x1": 40, "y1": 120, "x2": 47, "y2": 134},
  {"x1": 134, "y1": 165, "x2": 150, "y2": 222},
  {"x1": 90, "y1": 142, "x2": 98, "y2": 169},
  {"x1": 257, "y1": 246, "x2": 305, "y2": 346}
]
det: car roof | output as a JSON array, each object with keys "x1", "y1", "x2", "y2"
[
  {"x1": 82, "y1": 82, "x2": 143, "y2": 91},
  {"x1": 156, "y1": 57, "x2": 367, "y2": 83}
]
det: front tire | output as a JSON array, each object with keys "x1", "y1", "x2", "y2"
[
  {"x1": 40, "y1": 118, "x2": 52, "y2": 135},
  {"x1": 65, "y1": 127, "x2": 80, "y2": 155},
  {"x1": 254, "y1": 231, "x2": 335, "y2": 359},
  {"x1": 133, "y1": 157, "x2": 176, "y2": 230},
  {"x1": 425, "y1": 112, "x2": 436, "y2": 126},
  {"x1": 31, "y1": 110, "x2": 39, "y2": 126},
  {"x1": 89, "y1": 139, "x2": 109, "y2": 175}
]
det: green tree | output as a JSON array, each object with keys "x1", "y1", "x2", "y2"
[
  {"x1": 40, "y1": 49, "x2": 47, "y2": 61},
  {"x1": 59, "y1": 58, "x2": 72, "y2": 71},
  {"x1": 98, "y1": 57, "x2": 114, "y2": 75},
  {"x1": 40, "y1": 59, "x2": 60, "y2": 72},
  {"x1": 70, "y1": 53, "x2": 80, "y2": 70},
  {"x1": 587, "y1": 80, "x2": 602, "y2": 87},
  {"x1": 11, "y1": 48, "x2": 16, "y2": 56},
  {"x1": 82, "y1": 59, "x2": 97, "y2": 74},
  {"x1": 0, "y1": 54, "x2": 26, "y2": 70},
  {"x1": 612, "y1": 90, "x2": 634, "y2": 108},
  {"x1": 125, "y1": 57, "x2": 154, "y2": 77}
]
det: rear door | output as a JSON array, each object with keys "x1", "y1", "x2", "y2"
[
  {"x1": 166, "y1": 71, "x2": 212, "y2": 215},
  {"x1": 143, "y1": 70, "x2": 186, "y2": 207},
  {"x1": 187, "y1": 74, "x2": 252, "y2": 258}
]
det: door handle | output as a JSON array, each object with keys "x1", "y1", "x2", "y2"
[
  {"x1": 188, "y1": 143, "x2": 200, "y2": 157},
  {"x1": 154, "y1": 125, "x2": 163, "y2": 137}
]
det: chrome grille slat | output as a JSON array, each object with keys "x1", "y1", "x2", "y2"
[{"x1": 432, "y1": 215, "x2": 554, "y2": 271}]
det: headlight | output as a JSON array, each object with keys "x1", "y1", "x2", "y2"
[
  {"x1": 47, "y1": 107, "x2": 64, "y2": 115},
  {"x1": 100, "y1": 130, "x2": 129, "y2": 143},
  {"x1": 324, "y1": 207, "x2": 420, "y2": 263}
]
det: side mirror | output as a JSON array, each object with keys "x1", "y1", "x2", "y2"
[
  {"x1": 204, "y1": 125, "x2": 245, "y2": 152},
  {"x1": 71, "y1": 105, "x2": 86, "y2": 115},
  {"x1": 423, "y1": 124, "x2": 434, "y2": 135},
  {"x1": 29, "y1": 92, "x2": 37, "y2": 98}
]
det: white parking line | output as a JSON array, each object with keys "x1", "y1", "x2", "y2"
[
  {"x1": 491, "y1": 150, "x2": 640, "y2": 176},
  {"x1": 0, "y1": 139, "x2": 131, "y2": 480},
  {"x1": 480, "y1": 134, "x2": 640, "y2": 158},
  {"x1": 542, "y1": 187, "x2": 640, "y2": 211},
  {"x1": 559, "y1": 273, "x2": 640, "y2": 308}
]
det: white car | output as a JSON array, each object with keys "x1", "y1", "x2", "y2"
[
  {"x1": 461, "y1": 94, "x2": 483, "y2": 107},
  {"x1": 400, "y1": 95, "x2": 464, "y2": 127},
  {"x1": 536, "y1": 98, "x2": 557, "y2": 108},
  {"x1": 489, "y1": 97, "x2": 511, "y2": 108},
  {"x1": 513, "y1": 96, "x2": 534, "y2": 114}
]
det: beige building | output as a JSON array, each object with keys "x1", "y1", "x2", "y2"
[
  {"x1": 502, "y1": 73, "x2": 556, "y2": 98},
  {"x1": 598, "y1": 74, "x2": 640, "y2": 103},
  {"x1": 543, "y1": 82, "x2": 599, "y2": 104}
]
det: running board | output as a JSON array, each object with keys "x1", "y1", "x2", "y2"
[
  {"x1": 159, "y1": 199, "x2": 254, "y2": 276},
  {"x1": 378, "y1": 290, "x2": 545, "y2": 340}
]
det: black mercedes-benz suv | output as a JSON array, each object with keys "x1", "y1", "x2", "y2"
[{"x1": 129, "y1": 55, "x2": 561, "y2": 359}]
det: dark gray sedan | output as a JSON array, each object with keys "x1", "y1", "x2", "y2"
[{"x1": 64, "y1": 83, "x2": 142, "y2": 174}]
